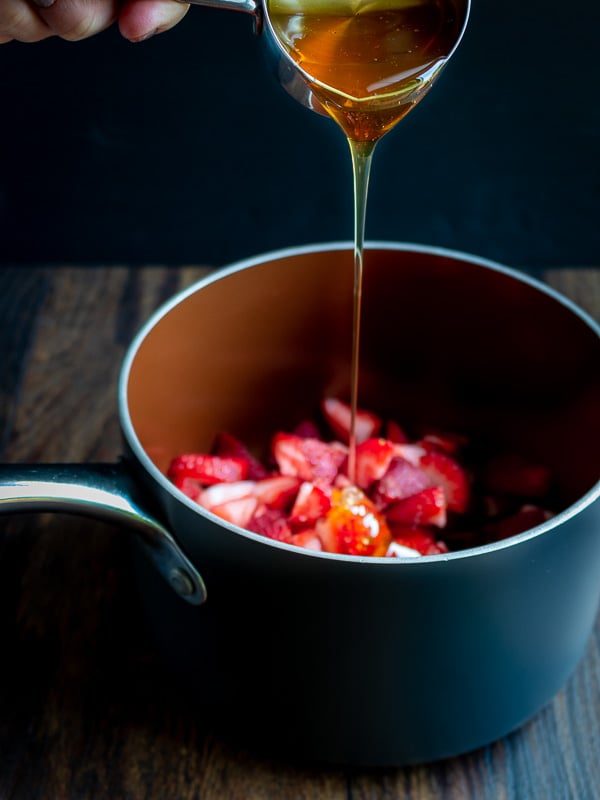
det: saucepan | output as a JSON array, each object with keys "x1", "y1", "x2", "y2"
[{"x1": 1, "y1": 242, "x2": 599, "y2": 766}]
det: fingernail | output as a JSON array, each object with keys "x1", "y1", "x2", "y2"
[
  {"x1": 129, "y1": 28, "x2": 158, "y2": 43},
  {"x1": 32, "y1": 0, "x2": 57, "y2": 7}
]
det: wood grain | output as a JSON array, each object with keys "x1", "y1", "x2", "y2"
[{"x1": 0, "y1": 266, "x2": 598, "y2": 800}]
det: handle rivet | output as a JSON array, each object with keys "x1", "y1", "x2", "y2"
[{"x1": 169, "y1": 567, "x2": 195, "y2": 597}]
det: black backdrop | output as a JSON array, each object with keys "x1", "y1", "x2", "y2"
[{"x1": 1, "y1": 1, "x2": 598, "y2": 269}]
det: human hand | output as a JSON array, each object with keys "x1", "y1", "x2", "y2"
[{"x1": 0, "y1": 0, "x2": 190, "y2": 44}]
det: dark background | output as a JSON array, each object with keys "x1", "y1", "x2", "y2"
[{"x1": 0, "y1": 0, "x2": 598, "y2": 269}]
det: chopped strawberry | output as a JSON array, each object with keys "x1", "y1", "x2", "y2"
[
  {"x1": 321, "y1": 397, "x2": 381, "y2": 445},
  {"x1": 418, "y1": 429, "x2": 469, "y2": 455},
  {"x1": 253, "y1": 475, "x2": 302, "y2": 511},
  {"x1": 371, "y1": 456, "x2": 431, "y2": 507},
  {"x1": 272, "y1": 433, "x2": 347, "y2": 486},
  {"x1": 386, "y1": 487, "x2": 447, "y2": 528},
  {"x1": 483, "y1": 453, "x2": 553, "y2": 498},
  {"x1": 385, "y1": 419, "x2": 409, "y2": 444},
  {"x1": 210, "y1": 495, "x2": 258, "y2": 527},
  {"x1": 389, "y1": 525, "x2": 449, "y2": 556},
  {"x1": 212, "y1": 431, "x2": 269, "y2": 479},
  {"x1": 290, "y1": 530, "x2": 323, "y2": 551},
  {"x1": 418, "y1": 450, "x2": 470, "y2": 513},
  {"x1": 247, "y1": 507, "x2": 292, "y2": 542},
  {"x1": 483, "y1": 504, "x2": 554, "y2": 542},
  {"x1": 171, "y1": 476, "x2": 203, "y2": 501},
  {"x1": 354, "y1": 437, "x2": 396, "y2": 489},
  {"x1": 288, "y1": 481, "x2": 332, "y2": 529},
  {"x1": 292, "y1": 419, "x2": 323, "y2": 439},
  {"x1": 198, "y1": 480, "x2": 256, "y2": 510},
  {"x1": 168, "y1": 453, "x2": 249, "y2": 485},
  {"x1": 393, "y1": 443, "x2": 427, "y2": 465}
]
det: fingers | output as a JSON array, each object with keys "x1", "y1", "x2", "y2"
[
  {"x1": 0, "y1": 0, "x2": 189, "y2": 45},
  {"x1": 0, "y1": 0, "x2": 53, "y2": 43},
  {"x1": 34, "y1": 0, "x2": 119, "y2": 41},
  {"x1": 118, "y1": 0, "x2": 189, "y2": 43}
]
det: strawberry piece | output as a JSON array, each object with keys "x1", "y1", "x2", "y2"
[
  {"x1": 418, "y1": 430, "x2": 469, "y2": 455},
  {"x1": 321, "y1": 397, "x2": 381, "y2": 445},
  {"x1": 385, "y1": 419, "x2": 409, "y2": 444},
  {"x1": 483, "y1": 453, "x2": 553, "y2": 499},
  {"x1": 290, "y1": 530, "x2": 323, "y2": 551},
  {"x1": 385, "y1": 540, "x2": 421, "y2": 558},
  {"x1": 198, "y1": 480, "x2": 256, "y2": 509},
  {"x1": 292, "y1": 419, "x2": 323, "y2": 439},
  {"x1": 386, "y1": 487, "x2": 448, "y2": 529},
  {"x1": 389, "y1": 525, "x2": 449, "y2": 556},
  {"x1": 272, "y1": 433, "x2": 347, "y2": 486},
  {"x1": 210, "y1": 495, "x2": 258, "y2": 527},
  {"x1": 253, "y1": 475, "x2": 302, "y2": 511},
  {"x1": 212, "y1": 431, "x2": 269, "y2": 480},
  {"x1": 171, "y1": 476, "x2": 203, "y2": 501},
  {"x1": 418, "y1": 450, "x2": 470, "y2": 513},
  {"x1": 371, "y1": 456, "x2": 431, "y2": 507},
  {"x1": 247, "y1": 507, "x2": 292, "y2": 543},
  {"x1": 354, "y1": 437, "x2": 397, "y2": 489},
  {"x1": 168, "y1": 453, "x2": 249, "y2": 485},
  {"x1": 483, "y1": 504, "x2": 554, "y2": 542},
  {"x1": 288, "y1": 481, "x2": 332, "y2": 529}
]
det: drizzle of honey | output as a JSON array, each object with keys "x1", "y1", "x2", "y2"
[{"x1": 268, "y1": 0, "x2": 464, "y2": 485}]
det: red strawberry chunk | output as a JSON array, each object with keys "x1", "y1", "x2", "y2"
[
  {"x1": 386, "y1": 487, "x2": 447, "y2": 528},
  {"x1": 272, "y1": 433, "x2": 347, "y2": 486},
  {"x1": 292, "y1": 419, "x2": 323, "y2": 439},
  {"x1": 247, "y1": 507, "x2": 292, "y2": 543},
  {"x1": 418, "y1": 450, "x2": 470, "y2": 513},
  {"x1": 290, "y1": 530, "x2": 323, "y2": 551},
  {"x1": 389, "y1": 525, "x2": 449, "y2": 556},
  {"x1": 417, "y1": 429, "x2": 469, "y2": 455},
  {"x1": 354, "y1": 437, "x2": 397, "y2": 489},
  {"x1": 483, "y1": 453, "x2": 553, "y2": 498},
  {"x1": 289, "y1": 481, "x2": 332, "y2": 529},
  {"x1": 321, "y1": 397, "x2": 381, "y2": 445},
  {"x1": 171, "y1": 476, "x2": 203, "y2": 501},
  {"x1": 371, "y1": 456, "x2": 431, "y2": 507},
  {"x1": 168, "y1": 453, "x2": 249, "y2": 485},
  {"x1": 253, "y1": 475, "x2": 302, "y2": 511},
  {"x1": 198, "y1": 480, "x2": 256, "y2": 509},
  {"x1": 210, "y1": 495, "x2": 258, "y2": 527},
  {"x1": 212, "y1": 431, "x2": 269, "y2": 479},
  {"x1": 483, "y1": 504, "x2": 554, "y2": 542},
  {"x1": 385, "y1": 419, "x2": 409, "y2": 444}
]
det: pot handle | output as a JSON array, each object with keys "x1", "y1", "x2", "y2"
[{"x1": 0, "y1": 461, "x2": 207, "y2": 606}]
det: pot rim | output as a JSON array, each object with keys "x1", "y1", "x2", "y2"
[{"x1": 118, "y1": 240, "x2": 600, "y2": 564}]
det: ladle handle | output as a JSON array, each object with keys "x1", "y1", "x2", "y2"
[{"x1": 0, "y1": 461, "x2": 206, "y2": 606}]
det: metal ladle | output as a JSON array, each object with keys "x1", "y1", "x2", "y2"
[{"x1": 178, "y1": 0, "x2": 471, "y2": 119}]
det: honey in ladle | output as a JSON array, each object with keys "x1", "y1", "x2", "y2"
[{"x1": 267, "y1": 0, "x2": 465, "y2": 482}]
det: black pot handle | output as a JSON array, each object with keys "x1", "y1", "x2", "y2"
[{"x1": 0, "y1": 460, "x2": 206, "y2": 605}]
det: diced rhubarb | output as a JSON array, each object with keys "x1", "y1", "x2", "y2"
[
  {"x1": 168, "y1": 453, "x2": 249, "y2": 485},
  {"x1": 321, "y1": 397, "x2": 381, "y2": 445},
  {"x1": 418, "y1": 450, "x2": 470, "y2": 513},
  {"x1": 272, "y1": 433, "x2": 347, "y2": 486},
  {"x1": 386, "y1": 487, "x2": 447, "y2": 528},
  {"x1": 354, "y1": 437, "x2": 397, "y2": 489}
]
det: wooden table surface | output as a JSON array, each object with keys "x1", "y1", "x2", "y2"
[{"x1": 0, "y1": 264, "x2": 598, "y2": 800}]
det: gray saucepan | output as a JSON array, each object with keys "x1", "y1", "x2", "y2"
[{"x1": 1, "y1": 242, "x2": 599, "y2": 767}]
